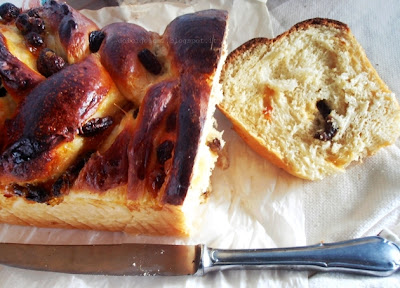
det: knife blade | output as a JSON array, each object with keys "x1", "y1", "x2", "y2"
[
  {"x1": 0, "y1": 236, "x2": 399, "y2": 276},
  {"x1": 0, "y1": 242, "x2": 201, "y2": 276}
]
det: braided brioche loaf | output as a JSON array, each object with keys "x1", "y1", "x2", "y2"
[
  {"x1": 0, "y1": 1, "x2": 228, "y2": 236},
  {"x1": 219, "y1": 18, "x2": 400, "y2": 180}
]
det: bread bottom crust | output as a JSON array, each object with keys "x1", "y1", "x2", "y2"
[{"x1": 0, "y1": 192, "x2": 189, "y2": 236}]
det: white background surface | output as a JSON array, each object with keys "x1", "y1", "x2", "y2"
[{"x1": 0, "y1": 0, "x2": 399, "y2": 287}]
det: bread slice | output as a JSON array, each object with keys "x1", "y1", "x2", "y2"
[
  {"x1": 0, "y1": 2, "x2": 228, "y2": 236},
  {"x1": 219, "y1": 18, "x2": 400, "y2": 180}
]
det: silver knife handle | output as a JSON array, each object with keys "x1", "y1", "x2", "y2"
[{"x1": 198, "y1": 236, "x2": 400, "y2": 276}]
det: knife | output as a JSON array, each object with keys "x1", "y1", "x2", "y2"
[{"x1": 0, "y1": 236, "x2": 399, "y2": 276}]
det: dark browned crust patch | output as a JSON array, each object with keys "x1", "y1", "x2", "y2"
[
  {"x1": 98, "y1": 22, "x2": 155, "y2": 103},
  {"x1": 78, "y1": 10, "x2": 228, "y2": 205},
  {"x1": 127, "y1": 80, "x2": 179, "y2": 200},
  {"x1": 75, "y1": 123, "x2": 133, "y2": 192},
  {"x1": 6, "y1": 151, "x2": 93, "y2": 203},
  {"x1": 0, "y1": 56, "x2": 111, "y2": 182},
  {"x1": 165, "y1": 9, "x2": 227, "y2": 75},
  {"x1": 0, "y1": 34, "x2": 44, "y2": 102},
  {"x1": 162, "y1": 75, "x2": 209, "y2": 205},
  {"x1": 161, "y1": 10, "x2": 227, "y2": 205},
  {"x1": 34, "y1": 0, "x2": 98, "y2": 62}
]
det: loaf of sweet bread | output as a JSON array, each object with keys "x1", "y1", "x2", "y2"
[
  {"x1": 0, "y1": 1, "x2": 228, "y2": 236},
  {"x1": 219, "y1": 18, "x2": 400, "y2": 180}
]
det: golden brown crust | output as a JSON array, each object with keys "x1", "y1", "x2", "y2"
[
  {"x1": 127, "y1": 80, "x2": 179, "y2": 201},
  {"x1": 0, "y1": 33, "x2": 44, "y2": 103},
  {"x1": 81, "y1": 10, "x2": 229, "y2": 206},
  {"x1": 75, "y1": 119, "x2": 134, "y2": 192},
  {"x1": 98, "y1": 22, "x2": 158, "y2": 105},
  {"x1": 0, "y1": 6, "x2": 228, "y2": 236},
  {"x1": 0, "y1": 55, "x2": 113, "y2": 183},
  {"x1": 35, "y1": 0, "x2": 99, "y2": 63},
  {"x1": 224, "y1": 18, "x2": 349, "y2": 71},
  {"x1": 161, "y1": 9, "x2": 227, "y2": 205}
]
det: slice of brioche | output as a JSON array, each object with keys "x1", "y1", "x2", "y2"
[{"x1": 219, "y1": 18, "x2": 400, "y2": 180}]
